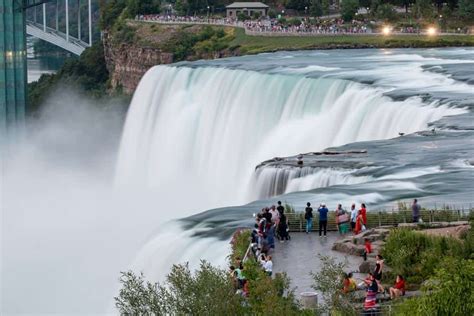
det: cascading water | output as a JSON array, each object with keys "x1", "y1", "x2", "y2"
[
  {"x1": 116, "y1": 65, "x2": 463, "y2": 210},
  {"x1": 250, "y1": 166, "x2": 371, "y2": 200}
]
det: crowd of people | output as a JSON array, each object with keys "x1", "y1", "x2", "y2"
[
  {"x1": 135, "y1": 14, "x2": 372, "y2": 35},
  {"x1": 229, "y1": 199, "x2": 420, "y2": 310}
]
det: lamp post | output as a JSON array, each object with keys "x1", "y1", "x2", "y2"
[{"x1": 305, "y1": 6, "x2": 308, "y2": 16}]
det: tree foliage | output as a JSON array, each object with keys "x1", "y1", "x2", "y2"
[
  {"x1": 341, "y1": 0, "x2": 359, "y2": 21},
  {"x1": 394, "y1": 258, "x2": 474, "y2": 315},
  {"x1": 458, "y1": 0, "x2": 474, "y2": 22},
  {"x1": 311, "y1": 255, "x2": 357, "y2": 315},
  {"x1": 116, "y1": 259, "x2": 305, "y2": 315}
]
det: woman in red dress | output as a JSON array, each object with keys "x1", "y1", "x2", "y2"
[
  {"x1": 359, "y1": 203, "x2": 367, "y2": 227},
  {"x1": 354, "y1": 210, "x2": 363, "y2": 235}
]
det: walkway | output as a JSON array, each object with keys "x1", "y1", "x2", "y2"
[{"x1": 272, "y1": 232, "x2": 363, "y2": 298}]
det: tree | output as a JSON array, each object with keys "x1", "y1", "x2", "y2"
[
  {"x1": 310, "y1": 0, "x2": 323, "y2": 17},
  {"x1": 377, "y1": 3, "x2": 398, "y2": 22},
  {"x1": 341, "y1": 0, "x2": 359, "y2": 21},
  {"x1": 311, "y1": 255, "x2": 357, "y2": 315},
  {"x1": 414, "y1": 0, "x2": 434, "y2": 19},
  {"x1": 321, "y1": 0, "x2": 330, "y2": 15},
  {"x1": 459, "y1": 0, "x2": 474, "y2": 22},
  {"x1": 115, "y1": 262, "x2": 244, "y2": 315},
  {"x1": 389, "y1": 0, "x2": 414, "y2": 13}
]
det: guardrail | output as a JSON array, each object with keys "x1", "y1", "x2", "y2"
[{"x1": 285, "y1": 208, "x2": 473, "y2": 233}]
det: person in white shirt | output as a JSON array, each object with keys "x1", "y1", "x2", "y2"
[
  {"x1": 264, "y1": 255, "x2": 273, "y2": 276},
  {"x1": 269, "y1": 205, "x2": 279, "y2": 224},
  {"x1": 350, "y1": 203, "x2": 357, "y2": 231}
]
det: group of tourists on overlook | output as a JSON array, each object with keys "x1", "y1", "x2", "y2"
[{"x1": 229, "y1": 199, "x2": 420, "y2": 309}]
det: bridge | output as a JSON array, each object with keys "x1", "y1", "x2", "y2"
[
  {"x1": 1, "y1": 0, "x2": 94, "y2": 138},
  {"x1": 26, "y1": 0, "x2": 93, "y2": 55}
]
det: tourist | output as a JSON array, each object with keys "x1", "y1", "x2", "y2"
[
  {"x1": 267, "y1": 221, "x2": 276, "y2": 250},
  {"x1": 363, "y1": 238, "x2": 372, "y2": 261},
  {"x1": 278, "y1": 212, "x2": 290, "y2": 242},
  {"x1": 269, "y1": 205, "x2": 279, "y2": 224},
  {"x1": 389, "y1": 275, "x2": 405, "y2": 299},
  {"x1": 360, "y1": 203, "x2": 367, "y2": 227},
  {"x1": 264, "y1": 207, "x2": 272, "y2": 222},
  {"x1": 354, "y1": 210, "x2": 364, "y2": 235},
  {"x1": 318, "y1": 203, "x2": 329, "y2": 237},
  {"x1": 264, "y1": 255, "x2": 273, "y2": 276},
  {"x1": 374, "y1": 255, "x2": 384, "y2": 281},
  {"x1": 412, "y1": 199, "x2": 421, "y2": 223},
  {"x1": 364, "y1": 273, "x2": 379, "y2": 312},
  {"x1": 335, "y1": 204, "x2": 349, "y2": 234},
  {"x1": 230, "y1": 265, "x2": 245, "y2": 289},
  {"x1": 304, "y1": 202, "x2": 313, "y2": 233},
  {"x1": 342, "y1": 272, "x2": 356, "y2": 293},
  {"x1": 277, "y1": 200, "x2": 285, "y2": 216},
  {"x1": 350, "y1": 203, "x2": 357, "y2": 231}
]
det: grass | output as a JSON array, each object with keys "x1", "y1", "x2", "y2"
[{"x1": 230, "y1": 27, "x2": 474, "y2": 54}]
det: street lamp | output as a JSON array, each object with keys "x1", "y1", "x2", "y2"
[
  {"x1": 382, "y1": 26, "x2": 391, "y2": 35},
  {"x1": 427, "y1": 27, "x2": 437, "y2": 36},
  {"x1": 305, "y1": 6, "x2": 308, "y2": 16},
  {"x1": 207, "y1": 6, "x2": 210, "y2": 18}
]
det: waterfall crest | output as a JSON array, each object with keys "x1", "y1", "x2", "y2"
[{"x1": 116, "y1": 65, "x2": 464, "y2": 209}]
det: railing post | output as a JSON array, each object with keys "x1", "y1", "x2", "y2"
[
  {"x1": 88, "y1": 0, "x2": 92, "y2": 46},
  {"x1": 65, "y1": 0, "x2": 69, "y2": 41},
  {"x1": 378, "y1": 211, "x2": 381, "y2": 227},
  {"x1": 43, "y1": 3, "x2": 47, "y2": 32},
  {"x1": 77, "y1": 0, "x2": 81, "y2": 40},
  {"x1": 56, "y1": 0, "x2": 59, "y2": 31}
]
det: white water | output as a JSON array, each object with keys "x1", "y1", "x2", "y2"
[
  {"x1": 251, "y1": 167, "x2": 371, "y2": 199},
  {"x1": 116, "y1": 65, "x2": 463, "y2": 210}
]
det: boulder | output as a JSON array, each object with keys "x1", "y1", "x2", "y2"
[{"x1": 359, "y1": 261, "x2": 376, "y2": 273}]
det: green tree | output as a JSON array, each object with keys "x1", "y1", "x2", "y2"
[
  {"x1": 389, "y1": 0, "x2": 414, "y2": 13},
  {"x1": 377, "y1": 3, "x2": 398, "y2": 22},
  {"x1": 459, "y1": 0, "x2": 474, "y2": 22},
  {"x1": 175, "y1": 0, "x2": 189, "y2": 15},
  {"x1": 414, "y1": 0, "x2": 434, "y2": 19},
  {"x1": 341, "y1": 0, "x2": 359, "y2": 21},
  {"x1": 395, "y1": 259, "x2": 474, "y2": 315},
  {"x1": 127, "y1": 0, "x2": 161, "y2": 16},
  {"x1": 115, "y1": 261, "x2": 244, "y2": 314},
  {"x1": 311, "y1": 255, "x2": 357, "y2": 315},
  {"x1": 321, "y1": 0, "x2": 330, "y2": 15},
  {"x1": 310, "y1": 0, "x2": 323, "y2": 17}
]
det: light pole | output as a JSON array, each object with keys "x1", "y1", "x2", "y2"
[
  {"x1": 207, "y1": 5, "x2": 210, "y2": 20},
  {"x1": 305, "y1": 6, "x2": 307, "y2": 16}
]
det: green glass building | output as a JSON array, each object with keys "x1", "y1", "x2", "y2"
[{"x1": 1, "y1": 0, "x2": 28, "y2": 137}]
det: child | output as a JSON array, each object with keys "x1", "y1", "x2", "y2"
[
  {"x1": 363, "y1": 238, "x2": 372, "y2": 261},
  {"x1": 264, "y1": 255, "x2": 273, "y2": 276}
]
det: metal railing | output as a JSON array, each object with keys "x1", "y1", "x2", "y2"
[{"x1": 285, "y1": 207, "x2": 472, "y2": 233}]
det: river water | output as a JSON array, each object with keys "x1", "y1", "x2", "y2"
[{"x1": 2, "y1": 48, "x2": 474, "y2": 315}]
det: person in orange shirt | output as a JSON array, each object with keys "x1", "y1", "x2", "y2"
[{"x1": 359, "y1": 203, "x2": 367, "y2": 226}]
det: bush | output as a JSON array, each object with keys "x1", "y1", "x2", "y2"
[
  {"x1": 395, "y1": 258, "x2": 474, "y2": 315},
  {"x1": 381, "y1": 229, "x2": 469, "y2": 283},
  {"x1": 311, "y1": 255, "x2": 357, "y2": 315},
  {"x1": 115, "y1": 261, "x2": 244, "y2": 314}
]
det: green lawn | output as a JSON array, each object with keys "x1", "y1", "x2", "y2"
[{"x1": 230, "y1": 28, "x2": 474, "y2": 54}]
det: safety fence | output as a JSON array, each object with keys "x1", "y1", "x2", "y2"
[{"x1": 285, "y1": 207, "x2": 473, "y2": 233}]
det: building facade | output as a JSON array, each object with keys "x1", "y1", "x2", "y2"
[{"x1": 226, "y1": 2, "x2": 269, "y2": 18}]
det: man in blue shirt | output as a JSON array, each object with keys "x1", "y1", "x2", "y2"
[{"x1": 318, "y1": 203, "x2": 329, "y2": 237}]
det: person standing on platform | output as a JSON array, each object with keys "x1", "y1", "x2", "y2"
[
  {"x1": 412, "y1": 199, "x2": 421, "y2": 223},
  {"x1": 304, "y1": 202, "x2": 313, "y2": 234},
  {"x1": 318, "y1": 203, "x2": 329, "y2": 237},
  {"x1": 359, "y1": 203, "x2": 367, "y2": 228}
]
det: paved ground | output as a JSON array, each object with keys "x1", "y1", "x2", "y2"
[{"x1": 272, "y1": 232, "x2": 363, "y2": 299}]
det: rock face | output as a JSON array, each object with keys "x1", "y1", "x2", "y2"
[
  {"x1": 102, "y1": 23, "x2": 240, "y2": 94},
  {"x1": 103, "y1": 32, "x2": 173, "y2": 94}
]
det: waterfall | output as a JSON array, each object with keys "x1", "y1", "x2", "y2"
[
  {"x1": 251, "y1": 166, "x2": 372, "y2": 200},
  {"x1": 116, "y1": 65, "x2": 464, "y2": 211}
]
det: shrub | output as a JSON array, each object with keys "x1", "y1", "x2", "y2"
[
  {"x1": 382, "y1": 229, "x2": 468, "y2": 283},
  {"x1": 394, "y1": 258, "x2": 474, "y2": 315},
  {"x1": 311, "y1": 255, "x2": 357, "y2": 315}
]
